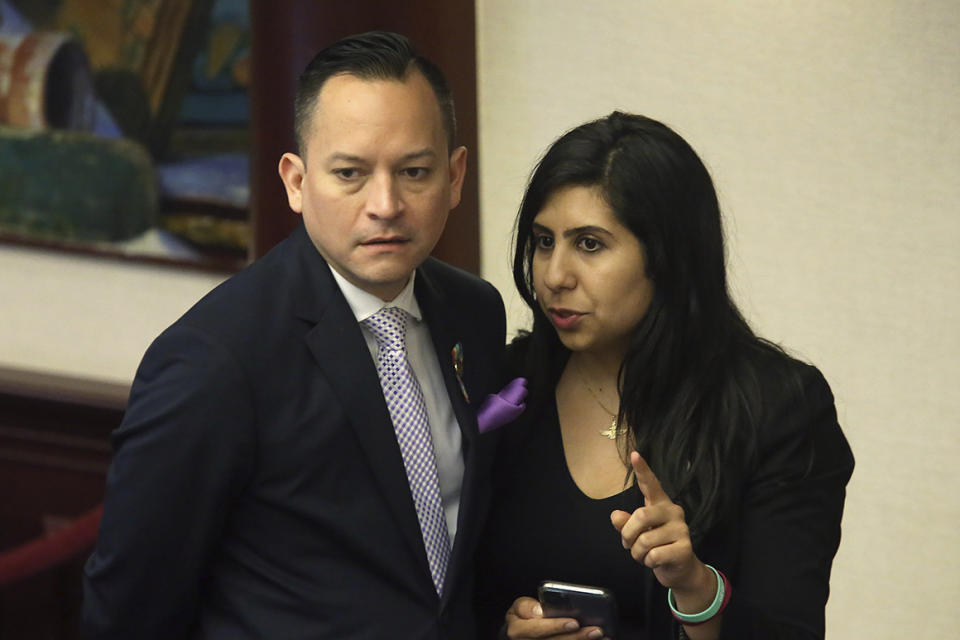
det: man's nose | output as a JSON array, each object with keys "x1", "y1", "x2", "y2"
[{"x1": 366, "y1": 172, "x2": 402, "y2": 219}]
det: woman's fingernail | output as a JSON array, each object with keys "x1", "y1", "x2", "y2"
[
  {"x1": 533, "y1": 604, "x2": 542, "y2": 617},
  {"x1": 563, "y1": 620, "x2": 579, "y2": 631},
  {"x1": 588, "y1": 630, "x2": 603, "y2": 639}
]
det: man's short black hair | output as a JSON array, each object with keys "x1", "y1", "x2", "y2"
[{"x1": 294, "y1": 31, "x2": 457, "y2": 158}]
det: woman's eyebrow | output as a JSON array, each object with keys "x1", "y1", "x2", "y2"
[
  {"x1": 559, "y1": 225, "x2": 612, "y2": 238},
  {"x1": 532, "y1": 222, "x2": 553, "y2": 234},
  {"x1": 533, "y1": 222, "x2": 612, "y2": 238}
]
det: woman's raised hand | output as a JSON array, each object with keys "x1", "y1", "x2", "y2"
[{"x1": 609, "y1": 452, "x2": 712, "y2": 593}]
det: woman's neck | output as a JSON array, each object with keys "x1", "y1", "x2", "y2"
[
  {"x1": 565, "y1": 350, "x2": 625, "y2": 424},
  {"x1": 567, "y1": 349, "x2": 623, "y2": 393}
]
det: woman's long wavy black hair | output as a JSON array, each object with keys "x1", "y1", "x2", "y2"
[{"x1": 513, "y1": 112, "x2": 783, "y2": 538}]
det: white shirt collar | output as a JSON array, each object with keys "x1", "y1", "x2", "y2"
[{"x1": 327, "y1": 265, "x2": 422, "y2": 323}]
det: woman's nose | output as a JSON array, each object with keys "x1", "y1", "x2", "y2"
[{"x1": 541, "y1": 251, "x2": 575, "y2": 291}]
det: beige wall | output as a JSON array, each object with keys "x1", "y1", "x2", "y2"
[
  {"x1": 477, "y1": 1, "x2": 959, "y2": 637},
  {"x1": 0, "y1": 245, "x2": 224, "y2": 385}
]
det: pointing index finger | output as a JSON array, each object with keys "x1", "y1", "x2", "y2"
[{"x1": 631, "y1": 451, "x2": 670, "y2": 505}]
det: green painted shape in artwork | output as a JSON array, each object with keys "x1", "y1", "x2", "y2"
[{"x1": 0, "y1": 126, "x2": 157, "y2": 242}]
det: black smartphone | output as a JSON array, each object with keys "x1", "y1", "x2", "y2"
[{"x1": 538, "y1": 580, "x2": 618, "y2": 638}]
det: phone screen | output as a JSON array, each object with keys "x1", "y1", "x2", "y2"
[{"x1": 538, "y1": 580, "x2": 617, "y2": 637}]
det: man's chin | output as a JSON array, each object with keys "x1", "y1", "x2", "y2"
[{"x1": 356, "y1": 265, "x2": 421, "y2": 300}]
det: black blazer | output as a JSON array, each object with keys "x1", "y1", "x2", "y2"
[
  {"x1": 82, "y1": 223, "x2": 506, "y2": 639},
  {"x1": 477, "y1": 341, "x2": 853, "y2": 639}
]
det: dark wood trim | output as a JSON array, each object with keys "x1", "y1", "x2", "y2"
[
  {"x1": 0, "y1": 365, "x2": 129, "y2": 411},
  {"x1": 0, "y1": 366, "x2": 120, "y2": 584},
  {"x1": 0, "y1": 365, "x2": 125, "y2": 477}
]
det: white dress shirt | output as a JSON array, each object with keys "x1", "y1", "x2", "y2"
[{"x1": 327, "y1": 266, "x2": 463, "y2": 542}]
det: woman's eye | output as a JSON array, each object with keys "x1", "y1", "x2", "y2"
[
  {"x1": 534, "y1": 234, "x2": 554, "y2": 250},
  {"x1": 578, "y1": 237, "x2": 603, "y2": 252}
]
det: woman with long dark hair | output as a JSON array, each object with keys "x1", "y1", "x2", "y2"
[{"x1": 476, "y1": 112, "x2": 853, "y2": 639}]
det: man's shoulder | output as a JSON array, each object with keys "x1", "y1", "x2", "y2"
[
  {"x1": 166, "y1": 226, "x2": 322, "y2": 344},
  {"x1": 180, "y1": 248, "x2": 288, "y2": 323},
  {"x1": 418, "y1": 257, "x2": 500, "y2": 303},
  {"x1": 417, "y1": 258, "x2": 506, "y2": 347},
  {"x1": 418, "y1": 256, "x2": 485, "y2": 283}
]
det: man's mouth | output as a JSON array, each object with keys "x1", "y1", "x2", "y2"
[{"x1": 361, "y1": 236, "x2": 409, "y2": 247}]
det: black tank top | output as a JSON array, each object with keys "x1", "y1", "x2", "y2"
[{"x1": 475, "y1": 400, "x2": 655, "y2": 639}]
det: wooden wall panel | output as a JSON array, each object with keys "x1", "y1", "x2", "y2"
[{"x1": 0, "y1": 368, "x2": 124, "y2": 640}]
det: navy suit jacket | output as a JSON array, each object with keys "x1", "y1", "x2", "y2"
[{"x1": 82, "y1": 223, "x2": 506, "y2": 639}]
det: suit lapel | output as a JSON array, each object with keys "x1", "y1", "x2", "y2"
[
  {"x1": 294, "y1": 233, "x2": 430, "y2": 579},
  {"x1": 415, "y1": 268, "x2": 478, "y2": 452},
  {"x1": 415, "y1": 266, "x2": 488, "y2": 602}
]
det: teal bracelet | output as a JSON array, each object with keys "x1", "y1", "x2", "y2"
[{"x1": 667, "y1": 564, "x2": 725, "y2": 625}]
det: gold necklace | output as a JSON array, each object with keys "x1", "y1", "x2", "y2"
[{"x1": 574, "y1": 360, "x2": 625, "y2": 440}]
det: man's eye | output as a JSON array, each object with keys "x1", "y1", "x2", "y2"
[
  {"x1": 401, "y1": 167, "x2": 429, "y2": 179},
  {"x1": 534, "y1": 234, "x2": 554, "y2": 250},
  {"x1": 578, "y1": 237, "x2": 603, "y2": 252},
  {"x1": 333, "y1": 168, "x2": 361, "y2": 180}
]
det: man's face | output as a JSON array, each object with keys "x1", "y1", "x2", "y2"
[{"x1": 279, "y1": 71, "x2": 467, "y2": 301}]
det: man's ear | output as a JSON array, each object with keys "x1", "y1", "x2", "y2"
[
  {"x1": 278, "y1": 152, "x2": 307, "y2": 214},
  {"x1": 447, "y1": 145, "x2": 468, "y2": 210}
]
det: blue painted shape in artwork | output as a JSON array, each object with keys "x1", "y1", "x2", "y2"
[
  {"x1": 156, "y1": 153, "x2": 249, "y2": 209},
  {"x1": 0, "y1": 0, "x2": 32, "y2": 33}
]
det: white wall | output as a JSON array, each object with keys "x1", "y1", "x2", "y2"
[
  {"x1": 477, "y1": 1, "x2": 959, "y2": 637},
  {"x1": 0, "y1": 245, "x2": 224, "y2": 385}
]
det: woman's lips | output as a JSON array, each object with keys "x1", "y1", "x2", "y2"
[{"x1": 548, "y1": 307, "x2": 584, "y2": 330}]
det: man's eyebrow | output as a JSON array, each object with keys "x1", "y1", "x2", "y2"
[
  {"x1": 325, "y1": 149, "x2": 438, "y2": 165},
  {"x1": 399, "y1": 148, "x2": 438, "y2": 162},
  {"x1": 326, "y1": 152, "x2": 367, "y2": 165},
  {"x1": 532, "y1": 222, "x2": 613, "y2": 237}
]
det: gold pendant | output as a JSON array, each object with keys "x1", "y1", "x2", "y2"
[{"x1": 600, "y1": 416, "x2": 620, "y2": 440}]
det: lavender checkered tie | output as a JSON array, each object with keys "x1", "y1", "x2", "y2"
[{"x1": 363, "y1": 307, "x2": 451, "y2": 595}]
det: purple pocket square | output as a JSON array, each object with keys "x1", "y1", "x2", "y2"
[{"x1": 477, "y1": 377, "x2": 527, "y2": 434}]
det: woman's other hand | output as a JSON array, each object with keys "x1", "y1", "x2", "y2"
[{"x1": 504, "y1": 596, "x2": 607, "y2": 639}]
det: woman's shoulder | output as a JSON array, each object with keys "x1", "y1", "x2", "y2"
[
  {"x1": 730, "y1": 342, "x2": 851, "y2": 477},
  {"x1": 736, "y1": 342, "x2": 834, "y2": 417},
  {"x1": 503, "y1": 331, "x2": 568, "y2": 402},
  {"x1": 503, "y1": 332, "x2": 533, "y2": 371}
]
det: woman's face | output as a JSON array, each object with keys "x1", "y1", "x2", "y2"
[{"x1": 531, "y1": 185, "x2": 654, "y2": 361}]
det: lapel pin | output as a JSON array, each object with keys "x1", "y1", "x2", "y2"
[{"x1": 451, "y1": 342, "x2": 469, "y2": 403}]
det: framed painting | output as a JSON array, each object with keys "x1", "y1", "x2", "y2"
[{"x1": 0, "y1": 0, "x2": 250, "y2": 272}]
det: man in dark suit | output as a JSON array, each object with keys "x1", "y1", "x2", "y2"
[{"x1": 81, "y1": 31, "x2": 506, "y2": 639}]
